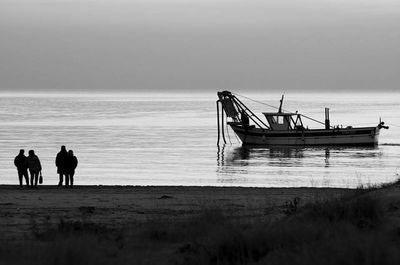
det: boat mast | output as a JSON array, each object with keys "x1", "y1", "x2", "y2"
[{"x1": 278, "y1": 94, "x2": 284, "y2": 113}]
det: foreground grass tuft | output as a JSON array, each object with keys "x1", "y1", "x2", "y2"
[
  {"x1": 302, "y1": 194, "x2": 384, "y2": 229},
  {"x1": 177, "y1": 192, "x2": 396, "y2": 265}
]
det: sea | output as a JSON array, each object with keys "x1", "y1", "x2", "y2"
[{"x1": 0, "y1": 91, "x2": 399, "y2": 188}]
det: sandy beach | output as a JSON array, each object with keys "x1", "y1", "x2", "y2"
[
  {"x1": 2, "y1": 184, "x2": 400, "y2": 264},
  {"x1": 0, "y1": 185, "x2": 353, "y2": 240}
]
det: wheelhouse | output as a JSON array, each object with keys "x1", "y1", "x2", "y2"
[{"x1": 262, "y1": 112, "x2": 304, "y2": 131}]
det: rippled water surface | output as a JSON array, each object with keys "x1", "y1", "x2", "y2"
[{"x1": 0, "y1": 92, "x2": 399, "y2": 187}]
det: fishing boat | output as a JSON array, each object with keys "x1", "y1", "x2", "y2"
[{"x1": 216, "y1": 91, "x2": 388, "y2": 146}]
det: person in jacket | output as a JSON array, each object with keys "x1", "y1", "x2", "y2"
[
  {"x1": 241, "y1": 110, "x2": 249, "y2": 127},
  {"x1": 14, "y1": 149, "x2": 29, "y2": 187},
  {"x1": 27, "y1": 150, "x2": 42, "y2": 188},
  {"x1": 65, "y1": 150, "x2": 78, "y2": 188},
  {"x1": 55, "y1": 146, "x2": 68, "y2": 186}
]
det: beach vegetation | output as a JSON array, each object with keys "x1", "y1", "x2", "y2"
[{"x1": 1, "y1": 184, "x2": 400, "y2": 265}]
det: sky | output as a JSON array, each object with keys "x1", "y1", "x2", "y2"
[{"x1": 0, "y1": 0, "x2": 399, "y2": 93}]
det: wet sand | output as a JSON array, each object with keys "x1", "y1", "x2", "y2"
[{"x1": 0, "y1": 185, "x2": 354, "y2": 240}]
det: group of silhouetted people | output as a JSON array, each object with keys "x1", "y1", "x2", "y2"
[
  {"x1": 14, "y1": 145, "x2": 78, "y2": 188},
  {"x1": 56, "y1": 146, "x2": 78, "y2": 187},
  {"x1": 14, "y1": 149, "x2": 42, "y2": 188}
]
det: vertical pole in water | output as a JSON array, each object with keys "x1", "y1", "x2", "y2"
[
  {"x1": 325, "y1": 108, "x2": 330, "y2": 129},
  {"x1": 217, "y1": 101, "x2": 220, "y2": 145},
  {"x1": 221, "y1": 107, "x2": 227, "y2": 144}
]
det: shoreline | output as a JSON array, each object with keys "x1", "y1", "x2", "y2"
[
  {"x1": 0, "y1": 184, "x2": 360, "y2": 190},
  {"x1": 0, "y1": 184, "x2": 358, "y2": 188}
]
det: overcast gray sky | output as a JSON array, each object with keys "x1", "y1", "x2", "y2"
[{"x1": 0, "y1": 0, "x2": 399, "y2": 92}]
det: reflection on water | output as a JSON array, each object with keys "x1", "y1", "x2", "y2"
[
  {"x1": 325, "y1": 149, "x2": 330, "y2": 168},
  {"x1": 217, "y1": 144, "x2": 389, "y2": 187},
  {"x1": 218, "y1": 145, "x2": 381, "y2": 167},
  {"x1": 216, "y1": 145, "x2": 225, "y2": 167}
]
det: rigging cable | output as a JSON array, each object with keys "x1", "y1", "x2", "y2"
[
  {"x1": 233, "y1": 92, "x2": 326, "y2": 126},
  {"x1": 225, "y1": 112, "x2": 233, "y2": 145},
  {"x1": 386, "y1": 123, "x2": 400, "y2": 128},
  {"x1": 233, "y1": 128, "x2": 241, "y2": 143},
  {"x1": 233, "y1": 92, "x2": 282, "y2": 111}
]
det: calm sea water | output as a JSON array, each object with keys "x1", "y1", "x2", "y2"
[{"x1": 0, "y1": 92, "x2": 399, "y2": 188}]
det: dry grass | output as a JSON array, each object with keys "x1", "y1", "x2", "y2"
[{"x1": 1, "y1": 184, "x2": 400, "y2": 265}]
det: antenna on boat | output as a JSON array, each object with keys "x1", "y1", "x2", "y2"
[{"x1": 278, "y1": 94, "x2": 284, "y2": 113}]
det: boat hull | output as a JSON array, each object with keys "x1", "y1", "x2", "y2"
[{"x1": 229, "y1": 124, "x2": 380, "y2": 146}]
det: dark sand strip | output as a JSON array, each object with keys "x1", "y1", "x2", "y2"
[{"x1": 0, "y1": 185, "x2": 354, "y2": 240}]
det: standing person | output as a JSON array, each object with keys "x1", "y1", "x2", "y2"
[
  {"x1": 241, "y1": 110, "x2": 249, "y2": 127},
  {"x1": 14, "y1": 149, "x2": 29, "y2": 187},
  {"x1": 27, "y1": 150, "x2": 42, "y2": 188},
  {"x1": 55, "y1": 146, "x2": 68, "y2": 186},
  {"x1": 66, "y1": 150, "x2": 78, "y2": 188}
]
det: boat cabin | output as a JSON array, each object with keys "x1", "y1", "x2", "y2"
[{"x1": 262, "y1": 112, "x2": 304, "y2": 131}]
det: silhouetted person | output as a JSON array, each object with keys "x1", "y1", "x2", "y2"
[
  {"x1": 241, "y1": 110, "x2": 249, "y2": 127},
  {"x1": 56, "y1": 146, "x2": 68, "y2": 186},
  {"x1": 27, "y1": 150, "x2": 42, "y2": 188},
  {"x1": 14, "y1": 149, "x2": 29, "y2": 187},
  {"x1": 65, "y1": 150, "x2": 78, "y2": 188}
]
